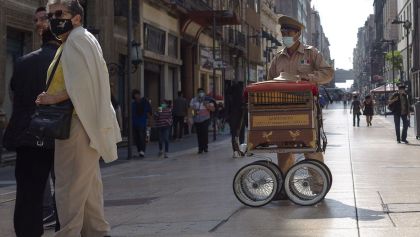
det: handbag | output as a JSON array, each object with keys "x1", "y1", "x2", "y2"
[{"x1": 28, "y1": 52, "x2": 74, "y2": 141}]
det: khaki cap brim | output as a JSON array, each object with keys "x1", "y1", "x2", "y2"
[{"x1": 278, "y1": 15, "x2": 305, "y2": 31}]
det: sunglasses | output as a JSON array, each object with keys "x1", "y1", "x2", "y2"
[{"x1": 47, "y1": 10, "x2": 71, "y2": 19}]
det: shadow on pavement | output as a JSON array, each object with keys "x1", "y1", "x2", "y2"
[{"x1": 275, "y1": 199, "x2": 385, "y2": 221}]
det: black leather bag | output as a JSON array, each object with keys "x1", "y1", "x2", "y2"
[{"x1": 28, "y1": 52, "x2": 73, "y2": 141}]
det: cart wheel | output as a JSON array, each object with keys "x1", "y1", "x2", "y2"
[
  {"x1": 284, "y1": 161, "x2": 329, "y2": 206},
  {"x1": 251, "y1": 160, "x2": 284, "y2": 183},
  {"x1": 233, "y1": 163, "x2": 279, "y2": 207},
  {"x1": 300, "y1": 159, "x2": 332, "y2": 192},
  {"x1": 252, "y1": 160, "x2": 285, "y2": 200}
]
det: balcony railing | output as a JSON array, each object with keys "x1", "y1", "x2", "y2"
[{"x1": 225, "y1": 28, "x2": 246, "y2": 50}]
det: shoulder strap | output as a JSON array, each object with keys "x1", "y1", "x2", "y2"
[{"x1": 45, "y1": 51, "x2": 63, "y2": 90}]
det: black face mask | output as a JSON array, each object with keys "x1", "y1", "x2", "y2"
[
  {"x1": 41, "y1": 28, "x2": 60, "y2": 44},
  {"x1": 49, "y1": 18, "x2": 73, "y2": 37}
]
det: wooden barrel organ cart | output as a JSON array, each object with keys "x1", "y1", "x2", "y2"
[{"x1": 233, "y1": 80, "x2": 332, "y2": 207}]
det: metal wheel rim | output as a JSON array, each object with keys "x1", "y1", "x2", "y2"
[
  {"x1": 300, "y1": 159, "x2": 332, "y2": 192},
  {"x1": 233, "y1": 163, "x2": 278, "y2": 207},
  {"x1": 284, "y1": 162, "x2": 328, "y2": 206}
]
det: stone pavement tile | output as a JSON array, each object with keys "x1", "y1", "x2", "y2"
[
  {"x1": 359, "y1": 227, "x2": 420, "y2": 237},
  {"x1": 215, "y1": 229, "x2": 358, "y2": 237},
  {"x1": 0, "y1": 201, "x2": 14, "y2": 237},
  {"x1": 389, "y1": 212, "x2": 420, "y2": 227}
]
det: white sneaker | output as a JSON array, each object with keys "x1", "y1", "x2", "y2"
[{"x1": 232, "y1": 151, "x2": 241, "y2": 158}]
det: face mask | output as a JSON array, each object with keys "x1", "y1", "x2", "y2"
[
  {"x1": 50, "y1": 18, "x2": 73, "y2": 37},
  {"x1": 282, "y1": 36, "x2": 296, "y2": 48},
  {"x1": 199, "y1": 92, "x2": 205, "y2": 98},
  {"x1": 161, "y1": 104, "x2": 167, "y2": 109}
]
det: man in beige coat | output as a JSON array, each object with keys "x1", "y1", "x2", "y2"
[
  {"x1": 268, "y1": 15, "x2": 334, "y2": 179},
  {"x1": 36, "y1": 0, "x2": 121, "y2": 236}
]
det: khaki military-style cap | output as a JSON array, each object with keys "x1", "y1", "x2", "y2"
[{"x1": 278, "y1": 15, "x2": 305, "y2": 31}]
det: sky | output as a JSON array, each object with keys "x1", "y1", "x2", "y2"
[{"x1": 311, "y1": 0, "x2": 374, "y2": 70}]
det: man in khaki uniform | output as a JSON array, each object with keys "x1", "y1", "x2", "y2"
[{"x1": 268, "y1": 15, "x2": 334, "y2": 175}]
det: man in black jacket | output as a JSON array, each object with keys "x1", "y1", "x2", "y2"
[
  {"x1": 3, "y1": 7, "x2": 60, "y2": 237},
  {"x1": 388, "y1": 84, "x2": 410, "y2": 143}
]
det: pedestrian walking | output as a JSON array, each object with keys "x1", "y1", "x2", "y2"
[
  {"x1": 268, "y1": 15, "x2": 334, "y2": 190},
  {"x1": 350, "y1": 95, "x2": 362, "y2": 127},
  {"x1": 35, "y1": 1, "x2": 121, "y2": 236},
  {"x1": 225, "y1": 83, "x2": 246, "y2": 158},
  {"x1": 2, "y1": 6, "x2": 60, "y2": 236},
  {"x1": 154, "y1": 100, "x2": 173, "y2": 158},
  {"x1": 190, "y1": 88, "x2": 215, "y2": 154},
  {"x1": 363, "y1": 95, "x2": 374, "y2": 126},
  {"x1": 172, "y1": 91, "x2": 188, "y2": 140},
  {"x1": 216, "y1": 102, "x2": 226, "y2": 133},
  {"x1": 132, "y1": 89, "x2": 152, "y2": 157},
  {"x1": 388, "y1": 84, "x2": 410, "y2": 143}
]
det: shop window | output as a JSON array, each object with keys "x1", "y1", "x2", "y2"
[
  {"x1": 114, "y1": 0, "x2": 139, "y2": 23},
  {"x1": 168, "y1": 34, "x2": 178, "y2": 58},
  {"x1": 144, "y1": 24, "x2": 166, "y2": 55}
]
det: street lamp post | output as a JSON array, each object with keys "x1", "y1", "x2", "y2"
[
  {"x1": 381, "y1": 39, "x2": 397, "y2": 91},
  {"x1": 392, "y1": 19, "x2": 412, "y2": 91}
]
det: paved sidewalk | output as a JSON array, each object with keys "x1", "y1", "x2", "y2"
[{"x1": 2, "y1": 107, "x2": 420, "y2": 236}]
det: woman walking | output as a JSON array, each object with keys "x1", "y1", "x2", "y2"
[{"x1": 363, "y1": 95, "x2": 374, "y2": 126}]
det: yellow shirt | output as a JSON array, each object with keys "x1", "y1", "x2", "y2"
[
  {"x1": 46, "y1": 45, "x2": 76, "y2": 115},
  {"x1": 46, "y1": 45, "x2": 65, "y2": 95}
]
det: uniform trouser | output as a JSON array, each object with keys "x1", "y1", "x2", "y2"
[
  {"x1": 54, "y1": 117, "x2": 110, "y2": 237},
  {"x1": 14, "y1": 147, "x2": 54, "y2": 237},
  {"x1": 277, "y1": 152, "x2": 324, "y2": 174}
]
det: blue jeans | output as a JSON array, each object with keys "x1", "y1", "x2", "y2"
[
  {"x1": 394, "y1": 114, "x2": 409, "y2": 141},
  {"x1": 158, "y1": 126, "x2": 170, "y2": 152}
]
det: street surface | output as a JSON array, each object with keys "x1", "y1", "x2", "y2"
[{"x1": 2, "y1": 103, "x2": 420, "y2": 236}]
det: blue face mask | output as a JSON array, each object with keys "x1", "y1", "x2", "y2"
[
  {"x1": 199, "y1": 92, "x2": 205, "y2": 98},
  {"x1": 282, "y1": 36, "x2": 296, "y2": 48},
  {"x1": 161, "y1": 103, "x2": 167, "y2": 109}
]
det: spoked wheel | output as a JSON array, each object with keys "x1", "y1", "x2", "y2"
[
  {"x1": 233, "y1": 163, "x2": 279, "y2": 207},
  {"x1": 252, "y1": 160, "x2": 285, "y2": 199},
  {"x1": 284, "y1": 161, "x2": 329, "y2": 206},
  {"x1": 251, "y1": 160, "x2": 284, "y2": 185},
  {"x1": 300, "y1": 159, "x2": 332, "y2": 192}
]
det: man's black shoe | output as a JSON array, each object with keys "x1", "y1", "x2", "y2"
[
  {"x1": 397, "y1": 140, "x2": 401, "y2": 143},
  {"x1": 198, "y1": 150, "x2": 203, "y2": 154},
  {"x1": 402, "y1": 140, "x2": 409, "y2": 144},
  {"x1": 204, "y1": 148, "x2": 208, "y2": 153}
]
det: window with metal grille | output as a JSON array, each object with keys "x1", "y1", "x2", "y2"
[{"x1": 144, "y1": 24, "x2": 166, "y2": 55}]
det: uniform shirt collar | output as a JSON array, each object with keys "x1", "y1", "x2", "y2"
[{"x1": 279, "y1": 42, "x2": 304, "y2": 56}]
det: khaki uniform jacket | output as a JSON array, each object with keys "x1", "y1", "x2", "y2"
[{"x1": 268, "y1": 43, "x2": 334, "y2": 84}]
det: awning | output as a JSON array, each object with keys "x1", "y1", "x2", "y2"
[
  {"x1": 181, "y1": 10, "x2": 240, "y2": 41},
  {"x1": 370, "y1": 84, "x2": 398, "y2": 93}
]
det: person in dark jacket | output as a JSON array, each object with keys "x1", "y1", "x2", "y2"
[
  {"x1": 172, "y1": 91, "x2": 188, "y2": 140},
  {"x1": 388, "y1": 84, "x2": 410, "y2": 143},
  {"x1": 350, "y1": 95, "x2": 362, "y2": 127},
  {"x1": 132, "y1": 89, "x2": 152, "y2": 157},
  {"x1": 225, "y1": 83, "x2": 246, "y2": 158},
  {"x1": 2, "y1": 6, "x2": 60, "y2": 237}
]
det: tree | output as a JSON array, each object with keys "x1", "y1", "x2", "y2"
[{"x1": 385, "y1": 50, "x2": 403, "y2": 71}]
